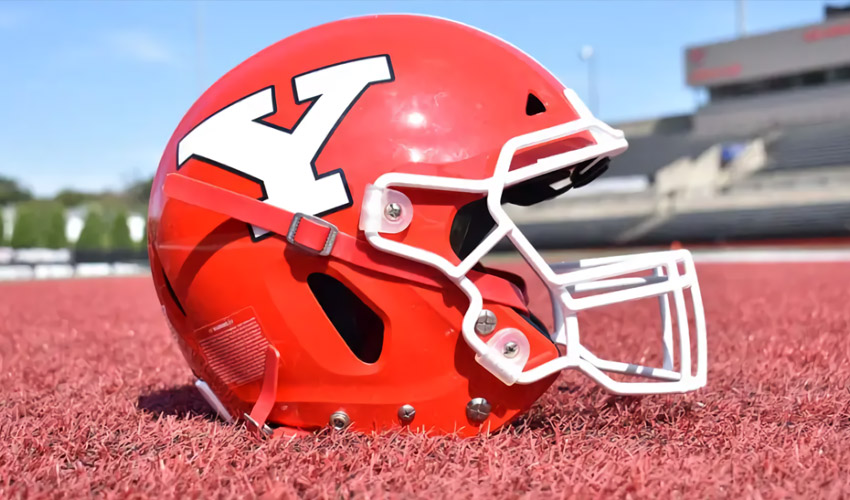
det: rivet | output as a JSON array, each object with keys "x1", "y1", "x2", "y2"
[
  {"x1": 475, "y1": 309, "x2": 497, "y2": 335},
  {"x1": 502, "y1": 341, "x2": 519, "y2": 358},
  {"x1": 329, "y1": 411, "x2": 350, "y2": 430},
  {"x1": 466, "y1": 398, "x2": 491, "y2": 423},
  {"x1": 384, "y1": 202, "x2": 402, "y2": 221},
  {"x1": 398, "y1": 404, "x2": 416, "y2": 424}
]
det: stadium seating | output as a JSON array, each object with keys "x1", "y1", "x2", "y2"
[
  {"x1": 695, "y1": 82, "x2": 850, "y2": 136},
  {"x1": 512, "y1": 215, "x2": 646, "y2": 249},
  {"x1": 641, "y1": 202, "x2": 850, "y2": 243},
  {"x1": 505, "y1": 108, "x2": 850, "y2": 249},
  {"x1": 608, "y1": 134, "x2": 732, "y2": 179},
  {"x1": 762, "y1": 119, "x2": 850, "y2": 172}
]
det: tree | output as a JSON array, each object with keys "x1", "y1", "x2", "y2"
[
  {"x1": 10, "y1": 204, "x2": 39, "y2": 248},
  {"x1": 0, "y1": 176, "x2": 33, "y2": 204},
  {"x1": 76, "y1": 208, "x2": 108, "y2": 250},
  {"x1": 54, "y1": 189, "x2": 96, "y2": 207},
  {"x1": 0, "y1": 207, "x2": 5, "y2": 246},
  {"x1": 124, "y1": 177, "x2": 154, "y2": 207},
  {"x1": 109, "y1": 210, "x2": 134, "y2": 251},
  {"x1": 43, "y1": 205, "x2": 68, "y2": 249}
]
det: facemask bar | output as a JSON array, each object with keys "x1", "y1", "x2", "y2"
[
  {"x1": 510, "y1": 246, "x2": 707, "y2": 394},
  {"x1": 361, "y1": 89, "x2": 707, "y2": 395}
]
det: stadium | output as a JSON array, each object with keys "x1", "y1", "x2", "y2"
[
  {"x1": 2, "y1": 2, "x2": 849, "y2": 498},
  {"x1": 509, "y1": 4, "x2": 850, "y2": 251}
]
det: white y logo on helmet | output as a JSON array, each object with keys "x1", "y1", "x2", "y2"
[{"x1": 177, "y1": 55, "x2": 394, "y2": 238}]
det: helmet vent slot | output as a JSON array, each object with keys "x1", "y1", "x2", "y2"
[
  {"x1": 526, "y1": 93, "x2": 546, "y2": 116},
  {"x1": 307, "y1": 273, "x2": 384, "y2": 364}
]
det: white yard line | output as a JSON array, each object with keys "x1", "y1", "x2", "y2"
[
  {"x1": 692, "y1": 248, "x2": 850, "y2": 263},
  {"x1": 0, "y1": 263, "x2": 150, "y2": 282}
]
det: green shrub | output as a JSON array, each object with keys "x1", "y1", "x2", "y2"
[
  {"x1": 0, "y1": 208, "x2": 5, "y2": 246},
  {"x1": 9, "y1": 201, "x2": 68, "y2": 248},
  {"x1": 110, "y1": 210, "x2": 134, "y2": 251},
  {"x1": 76, "y1": 208, "x2": 108, "y2": 250},
  {"x1": 43, "y1": 205, "x2": 68, "y2": 249},
  {"x1": 10, "y1": 204, "x2": 40, "y2": 248}
]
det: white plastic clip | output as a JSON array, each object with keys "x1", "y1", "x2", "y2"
[
  {"x1": 359, "y1": 184, "x2": 413, "y2": 234},
  {"x1": 474, "y1": 328, "x2": 530, "y2": 385}
]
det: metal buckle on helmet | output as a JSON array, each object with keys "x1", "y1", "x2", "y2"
[
  {"x1": 286, "y1": 213, "x2": 338, "y2": 256},
  {"x1": 243, "y1": 412, "x2": 275, "y2": 439}
]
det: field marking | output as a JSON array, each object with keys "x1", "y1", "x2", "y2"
[
  {"x1": 0, "y1": 263, "x2": 149, "y2": 282},
  {"x1": 693, "y1": 248, "x2": 850, "y2": 263}
]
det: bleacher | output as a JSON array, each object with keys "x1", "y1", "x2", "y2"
[
  {"x1": 514, "y1": 215, "x2": 646, "y2": 249},
  {"x1": 611, "y1": 116, "x2": 850, "y2": 185},
  {"x1": 605, "y1": 134, "x2": 720, "y2": 178},
  {"x1": 508, "y1": 115, "x2": 850, "y2": 249},
  {"x1": 641, "y1": 202, "x2": 850, "y2": 244},
  {"x1": 762, "y1": 119, "x2": 850, "y2": 172},
  {"x1": 695, "y1": 82, "x2": 850, "y2": 137}
]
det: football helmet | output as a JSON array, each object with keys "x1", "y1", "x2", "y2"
[{"x1": 148, "y1": 14, "x2": 707, "y2": 437}]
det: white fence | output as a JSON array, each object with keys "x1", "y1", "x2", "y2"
[{"x1": 0, "y1": 247, "x2": 148, "y2": 281}]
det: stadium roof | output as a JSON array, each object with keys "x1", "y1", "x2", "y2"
[{"x1": 685, "y1": 12, "x2": 850, "y2": 87}]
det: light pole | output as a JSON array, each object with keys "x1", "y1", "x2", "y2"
[
  {"x1": 737, "y1": 0, "x2": 747, "y2": 38},
  {"x1": 579, "y1": 45, "x2": 598, "y2": 116},
  {"x1": 195, "y1": 1, "x2": 207, "y2": 96}
]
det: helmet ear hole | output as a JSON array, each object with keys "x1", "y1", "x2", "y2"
[
  {"x1": 307, "y1": 273, "x2": 384, "y2": 364},
  {"x1": 526, "y1": 92, "x2": 546, "y2": 116}
]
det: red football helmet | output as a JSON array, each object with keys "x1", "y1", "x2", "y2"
[{"x1": 148, "y1": 15, "x2": 707, "y2": 437}]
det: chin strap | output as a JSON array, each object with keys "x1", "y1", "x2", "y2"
[
  {"x1": 163, "y1": 173, "x2": 526, "y2": 311},
  {"x1": 243, "y1": 345, "x2": 308, "y2": 439}
]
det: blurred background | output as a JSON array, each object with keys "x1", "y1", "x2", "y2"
[{"x1": 1, "y1": 0, "x2": 849, "y2": 280}]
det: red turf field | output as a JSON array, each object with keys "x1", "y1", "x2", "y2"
[{"x1": 1, "y1": 263, "x2": 849, "y2": 498}]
